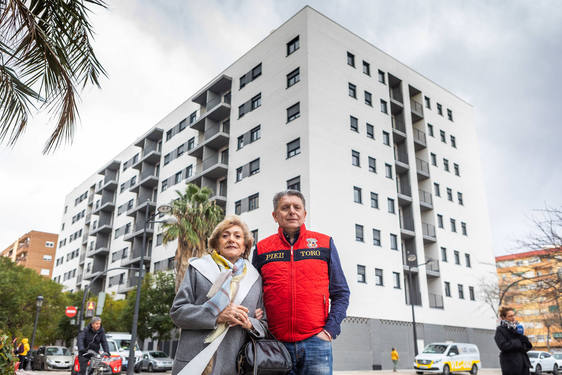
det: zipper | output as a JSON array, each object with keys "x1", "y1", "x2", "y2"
[{"x1": 290, "y1": 244, "x2": 295, "y2": 341}]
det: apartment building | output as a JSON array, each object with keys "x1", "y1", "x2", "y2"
[
  {"x1": 52, "y1": 6, "x2": 498, "y2": 369},
  {"x1": 496, "y1": 249, "x2": 562, "y2": 351},
  {"x1": 2, "y1": 230, "x2": 58, "y2": 278}
]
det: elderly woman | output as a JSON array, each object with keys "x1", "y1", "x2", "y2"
[
  {"x1": 170, "y1": 215, "x2": 266, "y2": 375},
  {"x1": 494, "y1": 306, "x2": 532, "y2": 375}
]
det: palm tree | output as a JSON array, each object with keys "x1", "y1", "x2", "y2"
[
  {"x1": 0, "y1": 0, "x2": 107, "y2": 153},
  {"x1": 162, "y1": 184, "x2": 224, "y2": 291}
]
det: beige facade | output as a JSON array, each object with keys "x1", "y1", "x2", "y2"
[{"x1": 1, "y1": 230, "x2": 58, "y2": 278}]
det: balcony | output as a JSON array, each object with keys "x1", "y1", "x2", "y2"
[
  {"x1": 394, "y1": 150, "x2": 409, "y2": 174},
  {"x1": 120, "y1": 253, "x2": 151, "y2": 267},
  {"x1": 392, "y1": 116, "x2": 406, "y2": 142},
  {"x1": 422, "y1": 222, "x2": 437, "y2": 243},
  {"x1": 191, "y1": 94, "x2": 232, "y2": 131},
  {"x1": 400, "y1": 219, "x2": 415, "y2": 239},
  {"x1": 418, "y1": 189, "x2": 433, "y2": 211},
  {"x1": 126, "y1": 199, "x2": 156, "y2": 217},
  {"x1": 129, "y1": 171, "x2": 158, "y2": 193},
  {"x1": 416, "y1": 158, "x2": 430, "y2": 180},
  {"x1": 117, "y1": 283, "x2": 136, "y2": 294},
  {"x1": 90, "y1": 219, "x2": 112, "y2": 235},
  {"x1": 410, "y1": 99, "x2": 424, "y2": 122},
  {"x1": 92, "y1": 198, "x2": 116, "y2": 214},
  {"x1": 397, "y1": 184, "x2": 412, "y2": 207},
  {"x1": 188, "y1": 154, "x2": 228, "y2": 182},
  {"x1": 123, "y1": 224, "x2": 154, "y2": 242},
  {"x1": 79, "y1": 252, "x2": 86, "y2": 265},
  {"x1": 389, "y1": 87, "x2": 404, "y2": 114},
  {"x1": 85, "y1": 213, "x2": 92, "y2": 225},
  {"x1": 413, "y1": 128, "x2": 427, "y2": 150},
  {"x1": 82, "y1": 269, "x2": 103, "y2": 281},
  {"x1": 429, "y1": 293, "x2": 444, "y2": 309},
  {"x1": 81, "y1": 234, "x2": 89, "y2": 245},
  {"x1": 132, "y1": 147, "x2": 161, "y2": 170},
  {"x1": 95, "y1": 178, "x2": 118, "y2": 194},
  {"x1": 426, "y1": 261, "x2": 440, "y2": 277}
]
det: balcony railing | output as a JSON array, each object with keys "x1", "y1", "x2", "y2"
[
  {"x1": 422, "y1": 222, "x2": 436, "y2": 239},
  {"x1": 411, "y1": 100, "x2": 423, "y2": 115},
  {"x1": 414, "y1": 128, "x2": 427, "y2": 146},
  {"x1": 392, "y1": 116, "x2": 406, "y2": 133},
  {"x1": 396, "y1": 151, "x2": 409, "y2": 164},
  {"x1": 390, "y1": 87, "x2": 403, "y2": 103},
  {"x1": 419, "y1": 189, "x2": 433, "y2": 206},
  {"x1": 416, "y1": 158, "x2": 430, "y2": 175},
  {"x1": 429, "y1": 293, "x2": 444, "y2": 309}
]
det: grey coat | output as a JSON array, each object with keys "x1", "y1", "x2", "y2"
[{"x1": 170, "y1": 259, "x2": 266, "y2": 375}]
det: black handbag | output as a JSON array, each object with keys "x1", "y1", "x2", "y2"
[{"x1": 236, "y1": 329, "x2": 292, "y2": 375}]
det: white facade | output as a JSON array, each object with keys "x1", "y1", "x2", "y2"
[{"x1": 52, "y1": 6, "x2": 498, "y2": 369}]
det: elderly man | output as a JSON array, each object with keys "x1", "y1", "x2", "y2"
[
  {"x1": 252, "y1": 190, "x2": 350, "y2": 375},
  {"x1": 77, "y1": 317, "x2": 110, "y2": 375}
]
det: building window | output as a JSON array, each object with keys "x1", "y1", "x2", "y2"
[
  {"x1": 189, "y1": 111, "x2": 197, "y2": 124},
  {"x1": 454, "y1": 163, "x2": 460, "y2": 176},
  {"x1": 351, "y1": 150, "x2": 360, "y2": 166},
  {"x1": 353, "y1": 186, "x2": 362, "y2": 204},
  {"x1": 440, "y1": 130, "x2": 446, "y2": 143},
  {"x1": 287, "y1": 102, "x2": 300, "y2": 122},
  {"x1": 250, "y1": 125, "x2": 261, "y2": 142},
  {"x1": 42, "y1": 254, "x2": 52, "y2": 261},
  {"x1": 164, "y1": 153, "x2": 171, "y2": 165},
  {"x1": 390, "y1": 234, "x2": 398, "y2": 250},
  {"x1": 441, "y1": 247, "x2": 447, "y2": 262},
  {"x1": 378, "y1": 70, "x2": 386, "y2": 84},
  {"x1": 450, "y1": 218, "x2": 457, "y2": 232},
  {"x1": 287, "y1": 176, "x2": 301, "y2": 191},
  {"x1": 375, "y1": 268, "x2": 384, "y2": 286},
  {"x1": 447, "y1": 188, "x2": 453, "y2": 201},
  {"x1": 350, "y1": 115, "x2": 358, "y2": 132},
  {"x1": 369, "y1": 157, "x2": 377, "y2": 173},
  {"x1": 454, "y1": 250, "x2": 460, "y2": 265},
  {"x1": 287, "y1": 36, "x2": 299, "y2": 55},
  {"x1": 444, "y1": 281, "x2": 451, "y2": 297},
  {"x1": 430, "y1": 153, "x2": 437, "y2": 166},
  {"x1": 437, "y1": 103, "x2": 443, "y2": 115},
  {"x1": 434, "y1": 182, "x2": 441, "y2": 197},
  {"x1": 185, "y1": 165, "x2": 193, "y2": 178},
  {"x1": 385, "y1": 163, "x2": 393, "y2": 179},
  {"x1": 166, "y1": 129, "x2": 172, "y2": 141},
  {"x1": 458, "y1": 284, "x2": 465, "y2": 299},
  {"x1": 355, "y1": 224, "x2": 364, "y2": 242},
  {"x1": 249, "y1": 158, "x2": 260, "y2": 175},
  {"x1": 348, "y1": 83, "x2": 357, "y2": 98},
  {"x1": 393, "y1": 272, "x2": 401, "y2": 289},
  {"x1": 461, "y1": 222, "x2": 467, "y2": 236},
  {"x1": 382, "y1": 131, "x2": 390, "y2": 145},
  {"x1": 187, "y1": 137, "x2": 195, "y2": 150},
  {"x1": 443, "y1": 158, "x2": 450, "y2": 172},
  {"x1": 465, "y1": 253, "x2": 471, "y2": 267},
  {"x1": 457, "y1": 192, "x2": 464, "y2": 205},
  {"x1": 251, "y1": 63, "x2": 262, "y2": 79},
  {"x1": 424, "y1": 96, "x2": 431, "y2": 109},
  {"x1": 427, "y1": 124, "x2": 434, "y2": 137},
  {"x1": 45, "y1": 241, "x2": 55, "y2": 248},
  {"x1": 370, "y1": 192, "x2": 379, "y2": 209},
  {"x1": 287, "y1": 67, "x2": 300, "y2": 87},
  {"x1": 347, "y1": 51, "x2": 355, "y2": 67},
  {"x1": 380, "y1": 99, "x2": 388, "y2": 114},
  {"x1": 387, "y1": 198, "x2": 395, "y2": 214},
  {"x1": 237, "y1": 135, "x2": 244, "y2": 150},
  {"x1": 287, "y1": 138, "x2": 301, "y2": 158},
  {"x1": 447, "y1": 109, "x2": 454, "y2": 121},
  {"x1": 177, "y1": 144, "x2": 185, "y2": 156},
  {"x1": 469, "y1": 286, "x2": 475, "y2": 301},
  {"x1": 251, "y1": 229, "x2": 258, "y2": 244},
  {"x1": 235, "y1": 200, "x2": 241, "y2": 215},
  {"x1": 364, "y1": 91, "x2": 372, "y2": 106},
  {"x1": 236, "y1": 167, "x2": 243, "y2": 182},
  {"x1": 366, "y1": 123, "x2": 374, "y2": 139},
  {"x1": 161, "y1": 180, "x2": 168, "y2": 192},
  {"x1": 248, "y1": 193, "x2": 259, "y2": 211},
  {"x1": 362, "y1": 60, "x2": 370, "y2": 75},
  {"x1": 450, "y1": 135, "x2": 457, "y2": 148},
  {"x1": 357, "y1": 265, "x2": 366, "y2": 283},
  {"x1": 174, "y1": 171, "x2": 182, "y2": 184},
  {"x1": 251, "y1": 93, "x2": 261, "y2": 110},
  {"x1": 437, "y1": 214, "x2": 444, "y2": 228},
  {"x1": 372, "y1": 229, "x2": 381, "y2": 246}
]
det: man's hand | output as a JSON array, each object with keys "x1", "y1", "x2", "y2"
[
  {"x1": 255, "y1": 308, "x2": 264, "y2": 320},
  {"x1": 316, "y1": 330, "x2": 332, "y2": 342}
]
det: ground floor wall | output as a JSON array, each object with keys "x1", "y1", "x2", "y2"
[{"x1": 333, "y1": 317, "x2": 499, "y2": 371}]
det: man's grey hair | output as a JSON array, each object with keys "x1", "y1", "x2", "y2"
[
  {"x1": 272, "y1": 190, "x2": 306, "y2": 210},
  {"x1": 91, "y1": 316, "x2": 102, "y2": 324}
]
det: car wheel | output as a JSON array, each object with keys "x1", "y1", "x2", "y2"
[
  {"x1": 553, "y1": 364, "x2": 558, "y2": 375},
  {"x1": 41, "y1": 362, "x2": 45, "y2": 371},
  {"x1": 417, "y1": 372, "x2": 424, "y2": 374},
  {"x1": 443, "y1": 364, "x2": 450, "y2": 375},
  {"x1": 134, "y1": 364, "x2": 140, "y2": 373},
  {"x1": 536, "y1": 364, "x2": 542, "y2": 375},
  {"x1": 148, "y1": 364, "x2": 154, "y2": 372},
  {"x1": 470, "y1": 364, "x2": 478, "y2": 375}
]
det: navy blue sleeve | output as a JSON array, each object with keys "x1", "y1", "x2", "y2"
[
  {"x1": 324, "y1": 237, "x2": 350, "y2": 339},
  {"x1": 251, "y1": 247, "x2": 259, "y2": 271}
]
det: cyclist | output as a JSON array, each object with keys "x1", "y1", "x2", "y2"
[{"x1": 77, "y1": 317, "x2": 110, "y2": 375}]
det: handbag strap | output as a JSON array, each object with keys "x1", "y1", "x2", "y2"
[{"x1": 250, "y1": 334, "x2": 258, "y2": 375}]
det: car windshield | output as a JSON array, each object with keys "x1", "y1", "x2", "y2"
[
  {"x1": 46, "y1": 347, "x2": 70, "y2": 356},
  {"x1": 107, "y1": 342, "x2": 118, "y2": 352},
  {"x1": 150, "y1": 352, "x2": 168, "y2": 358},
  {"x1": 528, "y1": 353, "x2": 539, "y2": 358},
  {"x1": 422, "y1": 345, "x2": 448, "y2": 354},
  {"x1": 114, "y1": 339, "x2": 140, "y2": 351},
  {"x1": 554, "y1": 354, "x2": 562, "y2": 359}
]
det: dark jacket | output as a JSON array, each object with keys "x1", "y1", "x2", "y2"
[
  {"x1": 494, "y1": 324, "x2": 532, "y2": 375},
  {"x1": 77, "y1": 324, "x2": 109, "y2": 355}
]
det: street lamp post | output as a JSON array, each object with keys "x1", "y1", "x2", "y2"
[
  {"x1": 127, "y1": 204, "x2": 175, "y2": 375},
  {"x1": 27, "y1": 295, "x2": 43, "y2": 370}
]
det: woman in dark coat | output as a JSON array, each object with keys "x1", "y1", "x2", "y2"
[{"x1": 494, "y1": 306, "x2": 532, "y2": 375}]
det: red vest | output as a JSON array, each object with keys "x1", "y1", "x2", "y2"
[{"x1": 255, "y1": 225, "x2": 331, "y2": 342}]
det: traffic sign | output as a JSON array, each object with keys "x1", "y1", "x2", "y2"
[
  {"x1": 65, "y1": 306, "x2": 77, "y2": 318},
  {"x1": 85, "y1": 301, "x2": 96, "y2": 318}
]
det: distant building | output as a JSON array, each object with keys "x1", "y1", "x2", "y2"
[
  {"x1": 496, "y1": 248, "x2": 562, "y2": 350},
  {"x1": 1, "y1": 230, "x2": 58, "y2": 278}
]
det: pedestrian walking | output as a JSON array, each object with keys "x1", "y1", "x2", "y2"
[
  {"x1": 391, "y1": 347, "x2": 399, "y2": 372},
  {"x1": 17, "y1": 338, "x2": 30, "y2": 370},
  {"x1": 494, "y1": 306, "x2": 532, "y2": 375}
]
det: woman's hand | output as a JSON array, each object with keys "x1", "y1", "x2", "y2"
[
  {"x1": 217, "y1": 304, "x2": 252, "y2": 329},
  {"x1": 255, "y1": 308, "x2": 264, "y2": 320}
]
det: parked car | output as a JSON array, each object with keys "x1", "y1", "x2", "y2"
[
  {"x1": 135, "y1": 351, "x2": 173, "y2": 372},
  {"x1": 105, "y1": 332, "x2": 143, "y2": 371},
  {"x1": 70, "y1": 339, "x2": 122, "y2": 375},
  {"x1": 528, "y1": 351, "x2": 558, "y2": 375},
  {"x1": 32, "y1": 346, "x2": 73, "y2": 370},
  {"x1": 414, "y1": 342, "x2": 481, "y2": 375},
  {"x1": 553, "y1": 353, "x2": 562, "y2": 368}
]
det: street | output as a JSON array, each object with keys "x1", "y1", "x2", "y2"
[{"x1": 16, "y1": 368, "x2": 502, "y2": 375}]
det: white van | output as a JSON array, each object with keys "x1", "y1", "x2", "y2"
[
  {"x1": 414, "y1": 342, "x2": 481, "y2": 375},
  {"x1": 105, "y1": 332, "x2": 143, "y2": 371}
]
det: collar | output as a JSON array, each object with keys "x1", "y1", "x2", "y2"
[{"x1": 278, "y1": 224, "x2": 306, "y2": 246}]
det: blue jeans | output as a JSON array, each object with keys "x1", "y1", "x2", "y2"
[{"x1": 283, "y1": 334, "x2": 333, "y2": 375}]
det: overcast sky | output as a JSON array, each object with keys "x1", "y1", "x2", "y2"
[{"x1": 1, "y1": 0, "x2": 560, "y2": 256}]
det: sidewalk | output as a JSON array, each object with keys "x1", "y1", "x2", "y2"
[{"x1": 335, "y1": 369, "x2": 501, "y2": 375}]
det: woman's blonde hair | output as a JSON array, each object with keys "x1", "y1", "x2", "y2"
[
  {"x1": 208, "y1": 215, "x2": 254, "y2": 259},
  {"x1": 499, "y1": 306, "x2": 514, "y2": 319}
]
